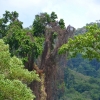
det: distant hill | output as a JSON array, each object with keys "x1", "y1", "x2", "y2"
[{"x1": 60, "y1": 68, "x2": 100, "y2": 100}]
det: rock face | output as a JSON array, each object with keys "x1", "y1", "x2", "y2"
[{"x1": 30, "y1": 23, "x2": 75, "y2": 100}]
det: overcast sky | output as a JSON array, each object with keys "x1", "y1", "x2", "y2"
[{"x1": 0, "y1": 0, "x2": 100, "y2": 29}]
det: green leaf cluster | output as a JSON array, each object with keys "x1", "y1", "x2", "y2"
[
  {"x1": 59, "y1": 24, "x2": 100, "y2": 60},
  {"x1": 59, "y1": 19, "x2": 65, "y2": 29},
  {"x1": 0, "y1": 39, "x2": 40, "y2": 100}
]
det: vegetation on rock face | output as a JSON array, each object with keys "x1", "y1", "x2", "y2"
[
  {"x1": 32, "y1": 11, "x2": 74, "y2": 100},
  {"x1": 0, "y1": 10, "x2": 74, "y2": 100}
]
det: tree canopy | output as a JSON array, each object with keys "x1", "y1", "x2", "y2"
[
  {"x1": 59, "y1": 24, "x2": 100, "y2": 60},
  {"x1": 32, "y1": 12, "x2": 65, "y2": 37},
  {"x1": 0, "y1": 39, "x2": 40, "y2": 100}
]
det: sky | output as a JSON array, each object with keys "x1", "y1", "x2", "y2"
[{"x1": 0, "y1": 0, "x2": 100, "y2": 29}]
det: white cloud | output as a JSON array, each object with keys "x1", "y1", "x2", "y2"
[{"x1": 0, "y1": 0, "x2": 100, "y2": 28}]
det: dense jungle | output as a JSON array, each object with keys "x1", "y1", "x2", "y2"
[{"x1": 0, "y1": 11, "x2": 100, "y2": 100}]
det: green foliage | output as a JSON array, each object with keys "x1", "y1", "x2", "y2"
[
  {"x1": 8, "y1": 56, "x2": 40, "y2": 83},
  {"x1": 34, "y1": 37, "x2": 45, "y2": 56},
  {"x1": 3, "y1": 20, "x2": 43, "y2": 62},
  {"x1": 67, "y1": 54, "x2": 100, "y2": 77},
  {"x1": 62, "y1": 88, "x2": 86, "y2": 100},
  {"x1": 0, "y1": 79, "x2": 35, "y2": 100},
  {"x1": 59, "y1": 23, "x2": 100, "y2": 60},
  {"x1": 3, "y1": 22, "x2": 23, "y2": 55},
  {"x1": 33, "y1": 15, "x2": 45, "y2": 36},
  {"x1": 51, "y1": 12, "x2": 57, "y2": 22},
  {"x1": 59, "y1": 19, "x2": 65, "y2": 29},
  {"x1": 3, "y1": 10, "x2": 19, "y2": 23},
  {"x1": 33, "y1": 12, "x2": 51, "y2": 36},
  {"x1": 0, "y1": 11, "x2": 22, "y2": 38},
  {"x1": 0, "y1": 18, "x2": 7, "y2": 38},
  {"x1": 59, "y1": 23, "x2": 100, "y2": 99},
  {"x1": 0, "y1": 39, "x2": 40, "y2": 100},
  {"x1": 53, "y1": 32, "x2": 58, "y2": 39},
  {"x1": 33, "y1": 12, "x2": 64, "y2": 37}
]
